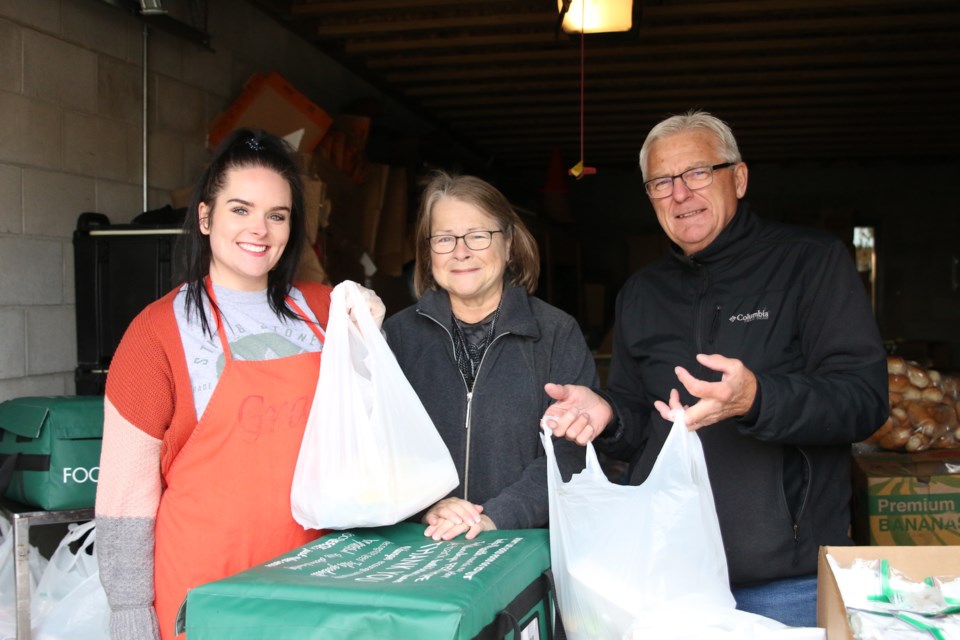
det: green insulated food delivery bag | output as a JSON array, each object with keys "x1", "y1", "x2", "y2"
[
  {"x1": 0, "y1": 395, "x2": 104, "y2": 510},
  {"x1": 181, "y1": 522, "x2": 557, "y2": 640}
]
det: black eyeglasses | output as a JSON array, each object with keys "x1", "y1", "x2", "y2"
[
  {"x1": 429, "y1": 230, "x2": 503, "y2": 254},
  {"x1": 643, "y1": 162, "x2": 736, "y2": 199}
]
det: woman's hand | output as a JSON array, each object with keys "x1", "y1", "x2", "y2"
[
  {"x1": 422, "y1": 498, "x2": 495, "y2": 541},
  {"x1": 346, "y1": 283, "x2": 386, "y2": 329}
]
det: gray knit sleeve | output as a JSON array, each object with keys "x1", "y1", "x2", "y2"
[{"x1": 96, "y1": 517, "x2": 160, "y2": 640}]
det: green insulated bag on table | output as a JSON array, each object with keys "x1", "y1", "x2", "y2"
[
  {"x1": 0, "y1": 396, "x2": 104, "y2": 510},
  {"x1": 180, "y1": 522, "x2": 559, "y2": 640}
]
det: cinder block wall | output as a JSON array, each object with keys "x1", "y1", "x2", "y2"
[{"x1": 0, "y1": 0, "x2": 435, "y2": 402}]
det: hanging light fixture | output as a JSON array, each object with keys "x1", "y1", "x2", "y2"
[
  {"x1": 557, "y1": 0, "x2": 633, "y2": 179},
  {"x1": 558, "y1": 0, "x2": 633, "y2": 34}
]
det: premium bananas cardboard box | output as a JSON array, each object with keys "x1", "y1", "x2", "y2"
[{"x1": 851, "y1": 445, "x2": 960, "y2": 546}]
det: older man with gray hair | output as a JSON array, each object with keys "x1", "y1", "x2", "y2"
[{"x1": 542, "y1": 110, "x2": 888, "y2": 626}]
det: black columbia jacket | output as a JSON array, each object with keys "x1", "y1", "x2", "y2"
[{"x1": 599, "y1": 202, "x2": 888, "y2": 586}]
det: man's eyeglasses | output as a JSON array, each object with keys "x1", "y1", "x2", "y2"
[
  {"x1": 643, "y1": 162, "x2": 735, "y2": 199},
  {"x1": 429, "y1": 230, "x2": 503, "y2": 254}
]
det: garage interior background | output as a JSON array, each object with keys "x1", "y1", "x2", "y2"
[{"x1": 0, "y1": 0, "x2": 958, "y2": 403}]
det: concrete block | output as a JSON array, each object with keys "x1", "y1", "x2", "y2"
[
  {"x1": 98, "y1": 55, "x2": 142, "y2": 126},
  {"x1": 0, "y1": 308, "x2": 26, "y2": 380},
  {"x1": 0, "y1": 19, "x2": 21, "y2": 93},
  {"x1": 182, "y1": 139, "x2": 208, "y2": 188},
  {"x1": 148, "y1": 185, "x2": 177, "y2": 212},
  {"x1": 0, "y1": 92, "x2": 62, "y2": 169},
  {"x1": 0, "y1": 374, "x2": 68, "y2": 404},
  {"x1": 0, "y1": 163, "x2": 22, "y2": 234},
  {"x1": 96, "y1": 179, "x2": 144, "y2": 222},
  {"x1": 27, "y1": 304, "x2": 77, "y2": 375},
  {"x1": 146, "y1": 29, "x2": 182, "y2": 81},
  {"x1": 0, "y1": 0, "x2": 59, "y2": 32},
  {"x1": 216, "y1": 2, "x2": 292, "y2": 78},
  {"x1": 23, "y1": 30, "x2": 97, "y2": 113},
  {"x1": 23, "y1": 168, "x2": 95, "y2": 238},
  {"x1": 156, "y1": 75, "x2": 206, "y2": 136},
  {"x1": 62, "y1": 0, "x2": 141, "y2": 64},
  {"x1": 63, "y1": 111, "x2": 140, "y2": 182},
  {"x1": 0, "y1": 236, "x2": 62, "y2": 305},
  {"x1": 146, "y1": 131, "x2": 183, "y2": 191},
  {"x1": 182, "y1": 41, "x2": 231, "y2": 98}
]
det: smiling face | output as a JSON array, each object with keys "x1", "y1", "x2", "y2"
[
  {"x1": 200, "y1": 165, "x2": 292, "y2": 291},
  {"x1": 430, "y1": 196, "x2": 511, "y2": 319},
  {"x1": 645, "y1": 129, "x2": 748, "y2": 255}
]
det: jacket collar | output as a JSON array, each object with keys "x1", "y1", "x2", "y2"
[
  {"x1": 669, "y1": 200, "x2": 758, "y2": 268},
  {"x1": 417, "y1": 281, "x2": 540, "y2": 339}
]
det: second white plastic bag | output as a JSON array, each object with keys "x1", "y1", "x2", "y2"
[
  {"x1": 542, "y1": 416, "x2": 825, "y2": 640},
  {"x1": 291, "y1": 280, "x2": 459, "y2": 530}
]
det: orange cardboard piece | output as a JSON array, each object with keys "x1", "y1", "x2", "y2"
[{"x1": 208, "y1": 71, "x2": 333, "y2": 153}]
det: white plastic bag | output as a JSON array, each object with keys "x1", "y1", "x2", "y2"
[
  {"x1": 541, "y1": 416, "x2": 825, "y2": 640},
  {"x1": 0, "y1": 517, "x2": 48, "y2": 640},
  {"x1": 291, "y1": 280, "x2": 459, "y2": 530},
  {"x1": 31, "y1": 520, "x2": 109, "y2": 640}
]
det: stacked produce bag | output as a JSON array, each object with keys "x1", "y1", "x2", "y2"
[{"x1": 866, "y1": 356, "x2": 960, "y2": 451}]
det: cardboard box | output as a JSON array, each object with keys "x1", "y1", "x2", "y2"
[
  {"x1": 817, "y1": 545, "x2": 960, "y2": 639},
  {"x1": 851, "y1": 445, "x2": 960, "y2": 546},
  {"x1": 374, "y1": 166, "x2": 410, "y2": 277},
  {"x1": 208, "y1": 71, "x2": 333, "y2": 153}
]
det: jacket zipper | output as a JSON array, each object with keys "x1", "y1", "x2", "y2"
[
  {"x1": 791, "y1": 448, "x2": 813, "y2": 567},
  {"x1": 708, "y1": 304, "x2": 721, "y2": 345},
  {"x1": 463, "y1": 390, "x2": 473, "y2": 499},
  {"x1": 416, "y1": 309, "x2": 507, "y2": 504},
  {"x1": 461, "y1": 330, "x2": 508, "y2": 502},
  {"x1": 694, "y1": 262, "x2": 711, "y2": 354}
]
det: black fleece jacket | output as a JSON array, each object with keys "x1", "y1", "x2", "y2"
[
  {"x1": 384, "y1": 283, "x2": 597, "y2": 530},
  {"x1": 598, "y1": 202, "x2": 889, "y2": 586}
]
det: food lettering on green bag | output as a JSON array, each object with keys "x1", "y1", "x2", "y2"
[{"x1": 62, "y1": 466, "x2": 99, "y2": 484}]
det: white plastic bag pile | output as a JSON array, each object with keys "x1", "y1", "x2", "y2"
[
  {"x1": 541, "y1": 415, "x2": 825, "y2": 640},
  {"x1": 0, "y1": 519, "x2": 108, "y2": 640}
]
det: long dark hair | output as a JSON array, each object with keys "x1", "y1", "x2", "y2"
[{"x1": 179, "y1": 127, "x2": 307, "y2": 336}]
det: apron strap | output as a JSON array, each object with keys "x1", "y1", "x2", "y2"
[
  {"x1": 204, "y1": 279, "x2": 326, "y2": 358},
  {"x1": 204, "y1": 278, "x2": 233, "y2": 362}
]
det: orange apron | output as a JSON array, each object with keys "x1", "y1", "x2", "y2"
[{"x1": 154, "y1": 291, "x2": 325, "y2": 640}]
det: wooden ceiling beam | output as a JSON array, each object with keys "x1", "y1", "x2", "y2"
[
  {"x1": 289, "y1": 0, "x2": 527, "y2": 14},
  {"x1": 402, "y1": 64, "x2": 960, "y2": 96},
  {"x1": 476, "y1": 124, "x2": 960, "y2": 148},
  {"x1": 632, "y1": 13, "x2": 960, "y2": 40},
  {"x1": 345, "y1": 31, "x2": 559, "y2": 53},
  {"x1": 384, "y1": 50, "x2": 954, "y2": 83},
  {"x1": 341, "y1": 11, "x2": 960, "y2": 52},
  {"x1": 642, "y1": 0, "x2": 960, "y2": 20},
  {"x1": 456, "y1": 109, "x2": 960, "y2": 138},
  {"x1": 424, "y1": 81, "x2": 957, "y2": 110},
  {"x1": 313, "y1": 11, "x2": 554, "y2": 37},
  {"x1": 365, "y1": 32, "x2": 958, "y2": 69}
]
